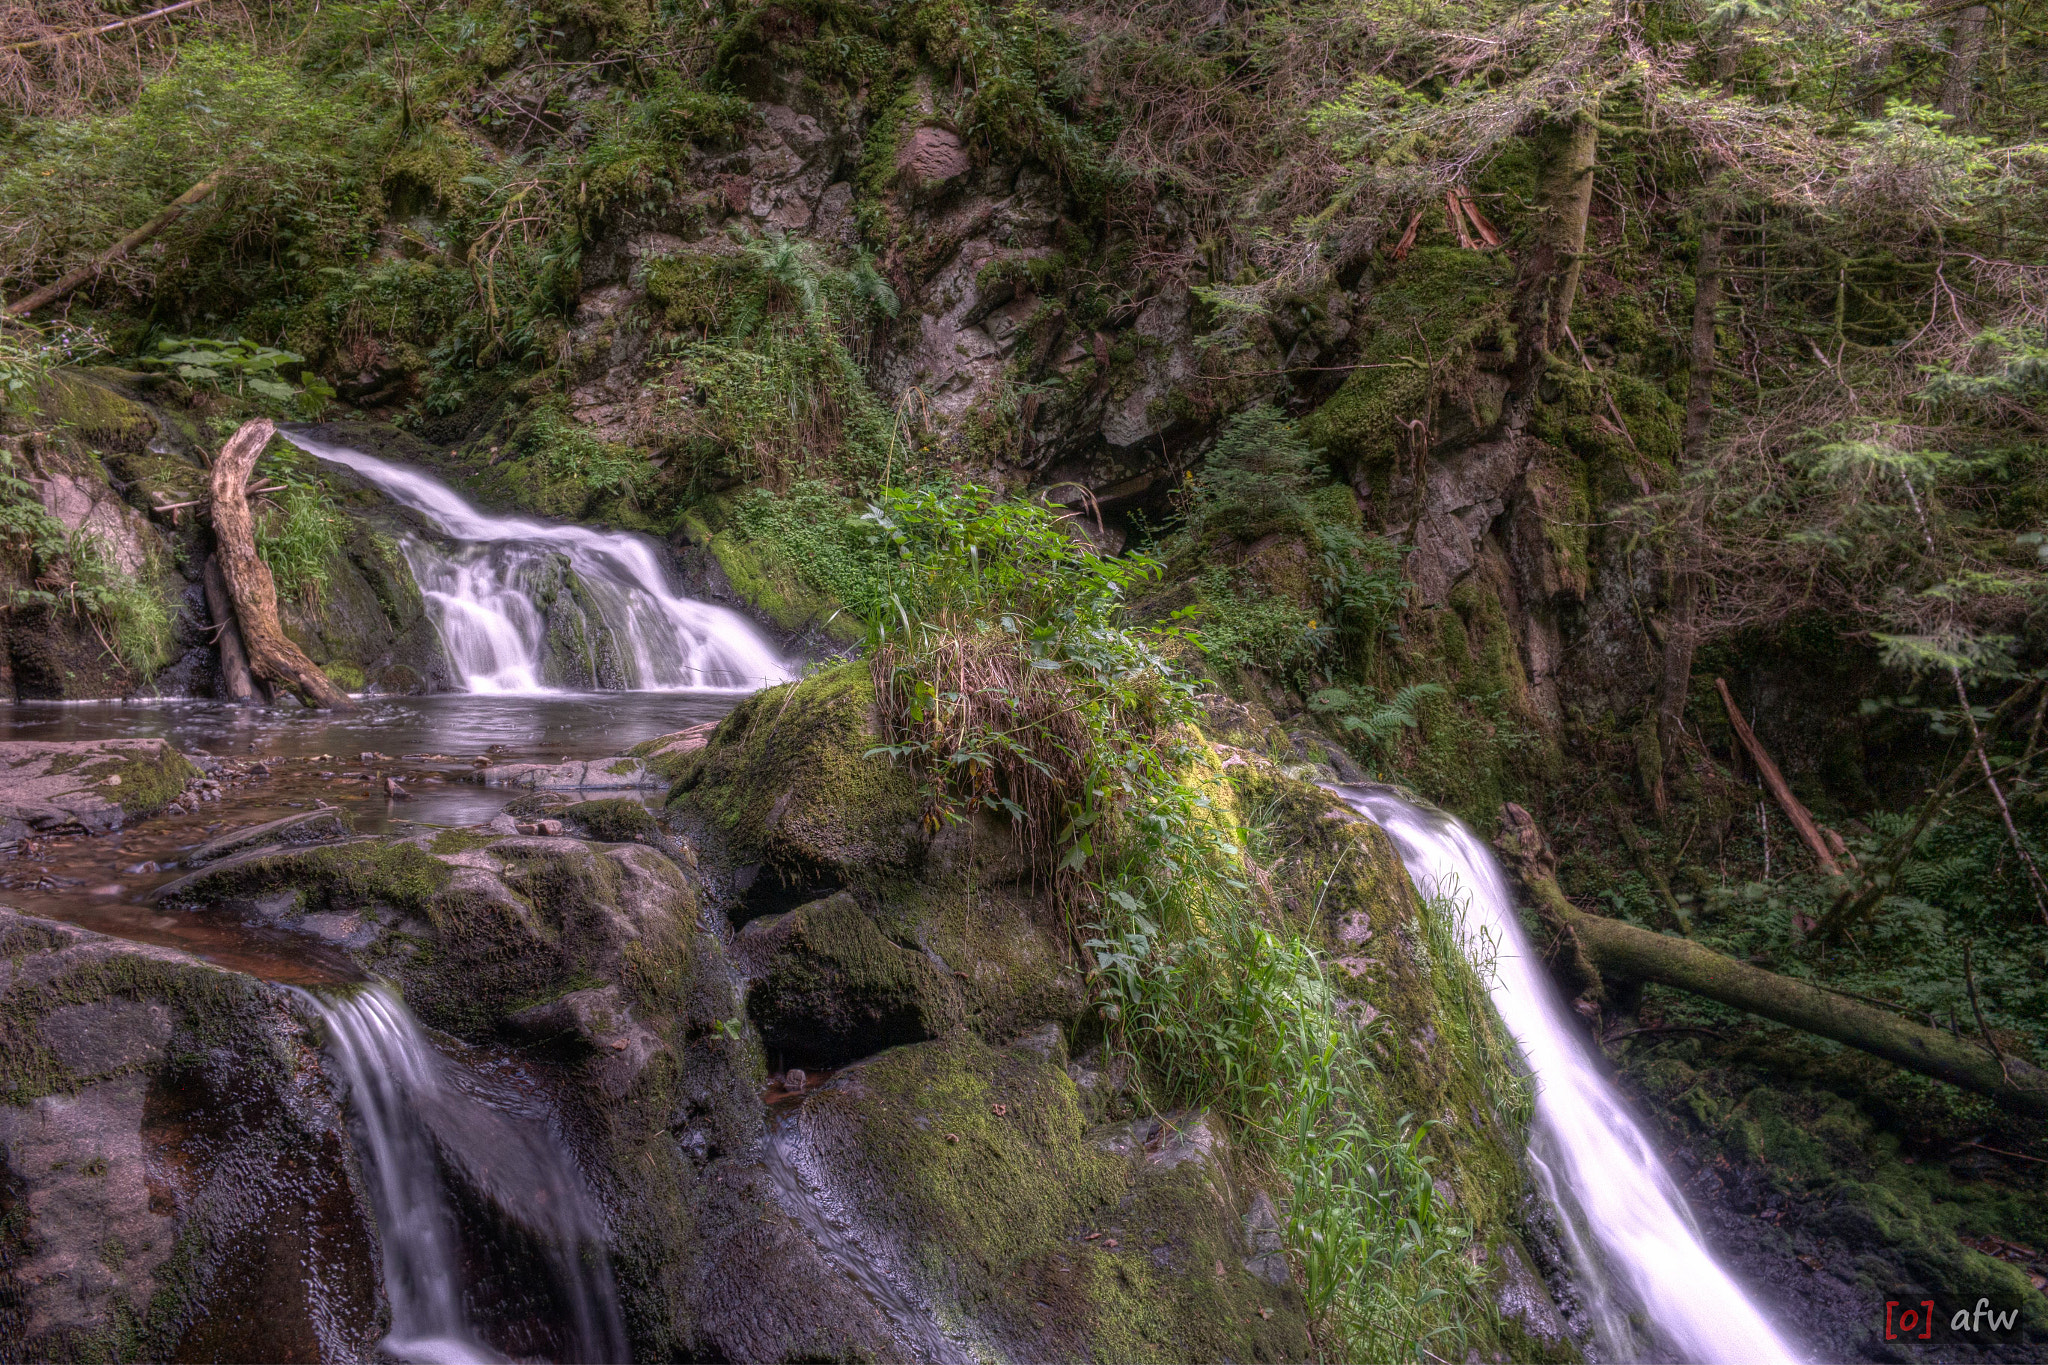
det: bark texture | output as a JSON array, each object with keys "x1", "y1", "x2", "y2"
[
  {"x1": 1498, "y1": 803, "x2": 2048, "y2": 1118},
  {"x1": 1937, "y1": 5, "x2": 1990, "y2": 120},
  {"x1": 208, "y1": 418, "x2": 355, "y2": 709},
  {"x1": 1514, "y1": 116, "x2": 1599, "y2": 370},
  {"x1": 201, "y1": 554, "x2": 257, "y2": 705}
]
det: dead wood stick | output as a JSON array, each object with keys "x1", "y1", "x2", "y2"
[
  {"x1": 200, "y1": 554, "x2": 256, "y2": 705},
  {"x1": 5, "y1": 155, "x2": 242, "y2": 316},
  {"x1": 207, "y1": 418, "x2": 354, "y2": 709},
  {"x1": 1714, "y1": 677, "x2": 1847, "y2": 877},
  {"x1": 3, "y1": 0, "x2": 210, "y2": 51}
]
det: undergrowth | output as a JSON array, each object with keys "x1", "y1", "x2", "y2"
[
  {"x1": 252, "y1": 456, "x2": 346, "y2": 606},
  {"x1": 861, "y1": 482, "x2": 1504, "y2": 1359}
]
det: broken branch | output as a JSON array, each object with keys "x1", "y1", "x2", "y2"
[{"x1": 1715, "y1": 677, "x2": 1850, "y2": 878}]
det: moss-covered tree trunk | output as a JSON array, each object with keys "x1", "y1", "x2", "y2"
[
  {"x1": 1513, "y1": 116, "x2": 1599, "y2": 371},
  {"x1": 1497, "y1": 803, "x2": 2048, "y2": 1118}
]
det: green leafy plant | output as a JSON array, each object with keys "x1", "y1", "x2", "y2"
[{"x1": 142, "y1": 336, "x2": 337, "y2": 416}]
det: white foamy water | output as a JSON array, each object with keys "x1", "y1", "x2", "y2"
[
  {"x1": 284, "y1": 431, "x2": 789, "y2": 694},
  {"x1": 1337, "y1": 787, "x2": 1800, "y2": 1365}
]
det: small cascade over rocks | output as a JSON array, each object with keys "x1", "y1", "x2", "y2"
[
  {"x1": 1336, "y1": 786, "x2": 1799, "y2": 1365},
  {"x1": 299, "y1": 984, "x2": 627, "y2": 1365},
  {"x1": 284, "y1": 431, "x2": 789, "y2": 694}
]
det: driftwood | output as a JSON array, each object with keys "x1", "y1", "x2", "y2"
[
  {"x1": 4, "y1": 156, "x2": 240, "y2": 317},
  {"x1": 208, "y1": 418, "x2": 355, "y2": 709},
  {"x1": 1715, "y1": 677, "x2": 1851, "y2": 878},
  {"x1": 1498, "y1": 803, "x2": 2048, "y2": 1119},
  {"x1": 200, "y1": 554, "x2": 257, "y2": 704}
]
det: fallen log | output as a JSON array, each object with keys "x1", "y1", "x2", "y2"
[
  {"x1": 200, "y1": 554, "x2": 257, "y2": 705},
  {"x1": 207, "y1": 418, "x2": 355, "y2": 710},
  {"x1": 1498, "y1": 802, "x2": 2048, "y2": 1119},
  {"x1": 1715, "y1": 677, "x2": 1850, "y2": 878},
  {"x1": 4, "y1": 156, "x2": 241, "y2": 317}
]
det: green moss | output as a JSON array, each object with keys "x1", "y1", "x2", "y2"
[
  {"x1": 323, "y1": 661, "x2": 366, "y2": 693},
  {"x1": 643, "y1": 252, "x2": 745, "y2": 331},
  {"x1": 162, "y1": 840, "x2": 452, "y2": 917},
  {"x1": 745, "y1": 891, "x2": 962, "y2": 1064},
  {"x1": 565, "y1": 798, "x2": 659, "y2": 843},
  {"x1": 35, "y1": 372, "x2": 157, "y2": 452},
  {"x1": 668, "y1": 662, "x2": 920, "y2": 881},
  {"x1": 98, "y1": 746, "x2": 199, "y2": 821},
  {"x1": 1301, "y1": 247, "x2": 1517, "y2": 471},
  {"x1": 428, "y1": 828, "x2": 498, "y2": 855},
  {"x1": 802, "y1": 1035, "x2": 1311, "y2": 1360}
]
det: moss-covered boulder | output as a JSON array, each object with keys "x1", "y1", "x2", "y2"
[
  {"x1": 737, "y1": 891, "x2": 964, "y2": 1068},
  {"x1": 792, "y1": 1033, "x2": 1314, "y2": 1361},
  {"x1": 667, "y1": 661, "x2": 922, "y2": 904},
  {"x1": 0, "y1": 910, "x2": 381, "y2": 1361}
]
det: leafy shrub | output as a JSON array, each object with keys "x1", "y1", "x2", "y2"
[
  {"x1": 731, "y1": 481, "x2": 893, "y2": 620},
  {"x1": 1191, "y1": 404, "x2": 1327, "y2": 541},
  {"x1": 142, "y1": 336, "x2": 336, "y2": 416}
]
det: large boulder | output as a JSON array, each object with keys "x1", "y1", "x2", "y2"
[{"x1": 0, "y1": 910, "x2": 381, "y2": 1361}]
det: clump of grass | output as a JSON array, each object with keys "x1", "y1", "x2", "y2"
[{"x1": 252, "y1": 461, "x2": 345, "y2": 606}]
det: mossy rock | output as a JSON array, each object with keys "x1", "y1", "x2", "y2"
[
  {"x1": 1301, "y1": 247, "x2": 1517, "y2": 473},
  {"x1": 35, "y1": 371, "x2": 157, "y2": 453},
  {"x1": 705, "y1": 524, "x2": 863, "y2": 647},
  {"x1": 737, "y1": 891, "x2": 963, "y2": 1069},
  {"x1": 795, "y1": 1034, "x2": 1314, "y2": 1361},
  {"x1": 0, "y1": 910, "x2": 381, "y2": 1360},
  {"x1": 564, "y1": 797, "x2": 661, "y2": 843},
  {"x1": 667, "y1": 661, "x2": 921, "y2": 885}
]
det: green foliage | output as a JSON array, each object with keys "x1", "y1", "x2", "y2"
[
  {"x1": 1310, "y1": 683, "x2": 1447, "y2": 766},
  {"x1": 0, "y1": 324, "x2": 107, "y2": 413},
  {"x1": 252, "y1": 459, "x2": 346, "y2": 607},
  {"x1": 649, "y1": 235, "x2": 898, "y2": 490},
  {"x1": 730, "y1": 480, "x2": 894, "y2": 621},
  {"x1": 0, "y1": 448, "x2": 173, "y2": 676},
  {"x1": 522, "y1": 398, "x2": 650, "y2": 500},
  {"x1": 1189, "y1": 405, "x2": 1325, "y2": 541},
  {"x1": 861, "y1": 484, "x2": 1494, "y2": 1356},
  {"x1": 141, "y1": 337, "x2": 336, "y2": 416}
]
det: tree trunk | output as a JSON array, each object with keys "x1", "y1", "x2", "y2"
[
  {"x1": 208, "y1": 419, "x2": 355, "y2": 710},
  {"x1": 201, "y1": 555, "x2": 258, "y2": 705},
  {"x1": 1937, "y1": 5, "x2": 1990, "y2": 122},
  {"x1": 1654, "y1": 218, "x2": 1724, "y2": 781},
  {"x1": 4, "y1": 157, "x2": 241, "y2": 317},
  {"x1": 1514, "y1": 115, "x2": 1599, "y2": 372},
  {"x1": 1715, "y1": 677, "x2": 1844, "y2": 877},
  {"x1": 1498, "y1": 803, "x2": 2048, "y2": 1118}
]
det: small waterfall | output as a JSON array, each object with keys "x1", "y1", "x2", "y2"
[
  {"x1": 300, "y1": 984, "x2": 628, "y2": 1365},
  {"x1": 1337, "y1": 787, "x2": 1798, "y2": 1365},
  {"x1": 284, "y1": 431, "x2": 790, "y2": 694}
]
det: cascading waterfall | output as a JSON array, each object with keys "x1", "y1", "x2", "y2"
[
  {"x1": 300, "y1": 984, "x2": 628, "y2": 1365},
  {"x1": 1336, "y1": 787, "x2": 1799, "y2": 1365},
  {"x1": 284, "y1": 431, "x2": 789, "y2": 694}
]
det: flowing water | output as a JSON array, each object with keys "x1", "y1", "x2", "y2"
[
  {"x1": 283, "y1": 430, "x2": 789, "y2": 694},
  {"x1": 299, "y1": 984, "x2": 628, "y2": 1365},
  {"x1": 1337, "y1": 787, "x2": 1800, "y2": 1364}
]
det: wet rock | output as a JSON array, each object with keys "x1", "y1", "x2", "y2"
[
  {"x1": 736, "y1": 891, "x2": 962, "y2": 1069},
  {"x1": 0, "y1": 910, "x2": 381, "y2": 1361},
  {"x1": 0, "y1": 738, "x2": 198, "y2": 838},
  {"x1": 480, "y1": 757, "x2": 658, "y2": 789},
  {"x1": 184, "y1": 806, "x2": 353, "y2": 865},
  {"x1": 792, "y1": 1035, "x2": 1314, "y2": 1361}
]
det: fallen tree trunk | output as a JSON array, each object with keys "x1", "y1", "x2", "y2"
[
  {"x1": 1498, "y1": 802, "x2": 2048, "y2": 1119},
  {"x1": 200, "y1": 555, "x2": 257, "y2": 705},
  {"x1": 208, "y1": 418, "x2": 355, "y2": 710},
  {"x1": 4, "y1": 156, "x2": 240, "y2": 317},
  {"x1": 1715, "y1": 677, "x2": 1850, "y2": 878}
]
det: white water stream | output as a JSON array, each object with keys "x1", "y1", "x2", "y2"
[
  {"x1": 284, "y1": 432, "x2": 789, "y2": 694},
  {"x1": 1337, "y1": 787, "x2": 1800, "y2": 1365},
  {"x1": 300, "y1": 984, "x2": 627, "y2": 1365}
]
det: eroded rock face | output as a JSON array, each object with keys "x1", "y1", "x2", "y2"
[{"x1": 0, "y1": 911, "x2": 381, "y2": 1361}]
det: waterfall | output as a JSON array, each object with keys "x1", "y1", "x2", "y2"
[
  {"x1": 1335, "y1": 787, "x2": 1799, "y2": 1365},
  {"x1": 299, "y1": 984, "x2": 627, "y2": 1365},
  {"x1": 283, "y1": 431, "x2": 790, "y2": 694}
]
